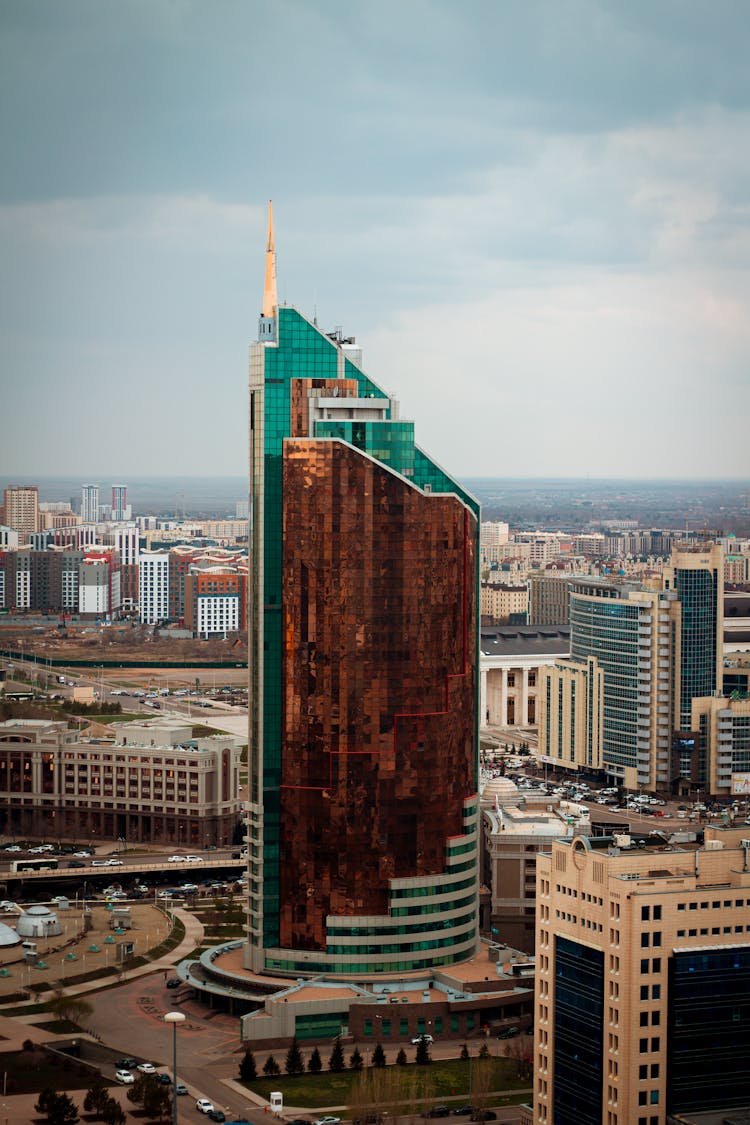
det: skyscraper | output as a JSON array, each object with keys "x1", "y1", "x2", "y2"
[
  {"x1": 663, "y1": 544, "x2": 724, "y2": 731},
  {"x1": 81, "y1": 483, "x2": 99, "y2": 524},
  {"x1": 245, "y1": 205, "x2": 480, "y2": 977},
  {"x1": 111, "y1": 484, "x2": 128, "y2": 522},
  {"x1": 539, "y1": 546, "x2": 724, "y2": 793}
]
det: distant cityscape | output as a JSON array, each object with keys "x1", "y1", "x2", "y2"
[{"x1": 1, "y1": 232, "x2": 750, "y2": 1125}]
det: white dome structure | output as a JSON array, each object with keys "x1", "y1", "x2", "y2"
[
  {"x1": 481, "y1": 776, "x2": 520, "y2": 808},
  {"x1": 16, "y1": 905, "x2": 62, "y2": 939},
  {"x1": 0, "y1": 922, "x2": 20, "y2": 948}
]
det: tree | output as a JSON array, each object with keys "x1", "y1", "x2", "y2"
[
  {"x1": 101, "y1": 1097, "x2": 126, "y2": 1125},
  {"x1": 415, "y1": 1036, "x2": 431, "y2": 1065},
  {"x1": 83, "y1": 1076, "x2": 109, "y2": 1114},
  {"x1": 329, "y1": 1036, "x2": 345, "y2": 1073},
  {"x1": 349, "y1": 1046, "x2": 363, "y2": 1071},
  {"x1": 127, "y1": 1074, "x2": 171, "y2": 1121},
  {"x1": 239, "y1": 1050, "x2": 258, "y2": 1082},
  {"x1": 459, "y1": 1043, "x2": 470, "y2": 1060},
  {"x1": 263, "y1": 1055, "x2": 281, "y2": 1077},
  {"x1": 35, "y1": 1089, "x2": 80, "y2": 1125},
  {"x1": 285, "y1": 1036, "x2": 305, "y2": 1076},
  {"x1": 47, "y1": 995, "x2": 93, "y2": 1027},
  {"x1": 371, "y1": 1041, "x2": 386, "y2": 1068},
  {"x1": 308, "y1": 1046, "x2": 322, "y2": 1074},
  {"x1": 395, "y1": 1048, "x2": 407, "y2": 1067},
  {"x1": 478, "y1": 1043, "x2": 490, "y2": 1058}
]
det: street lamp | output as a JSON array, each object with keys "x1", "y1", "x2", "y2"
[{"x1": 164, "y1": 1011, "x2": 186, "y2": 1125}]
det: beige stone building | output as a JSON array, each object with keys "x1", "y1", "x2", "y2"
[
  {"x1": 480, "y1": 626, "x2": 570, "y2": 728},
  {"x1": 2, "y1": 485, "x2": 39, "y2": 544},
  {"x1": 480, "y1": 776, "x2": 591, "y2": 953},
  {"x1": 533, "y1": 828, "x2": 750, "y2": 1124},
  {"x1": 480, "y1": 581, "x2": 528, "y2": 623},
  {"x1": 536, "y1": 656, "x2": 604, "y2": 775},
  {"x1": 0, "y1": 718, "x2": 243, "y2": 846}
]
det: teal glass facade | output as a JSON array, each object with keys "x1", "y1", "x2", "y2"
[
  {"x1": 671, "y1": 564, "x2": 720, "y2": 730},
  {"x1": 248, "y1": 305, "x2": 480, "y2": 976},
  {"x1": 570, "y1": 587, "x2": 640, "y2": 772}
]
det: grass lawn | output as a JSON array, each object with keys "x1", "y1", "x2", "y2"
[
  {"x1": 243, "y1": 1057, "x2": 531, "y2": 1110},
  {"x1": 89, "y1": 711, "x2": 144, "y2": 724}
]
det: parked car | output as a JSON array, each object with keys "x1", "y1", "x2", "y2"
[
  {"x1": 452, "y1": 1108, "x2": 476, "y2": 1116},
  {"x1": 497, "y1": 1026, "x2": 520, "y2": 1039},
  {"x1": 156, "y1": 1073, "x2": 171, "y2": 1085},
  {"x1": 137, "y1": 1063, "x2": 156, "y2": 1075},
  {"x1": 196, "y1": 1101, "x2": 216, "y2": 1115},
  {"x1": 116, "y1": 1058, "x2": 137, "y2": 1069},
  {"x1": 314, "y1": 1117, "x2": 341, "y2": 1125},
  {"x1": 166, "y1": 978, "x2": 181, "y2": 989},
  {"x1": 207, "y1": 1113, "x2": 226, "y2": 1123},
  {"x1": 411, "y1": 1034, "x2": 434, "y2": 1044},
  {"x1": 174, "y1": 1083, "x2": 188, "y2": 1096},
  {"x1": 115, "y1": 1070, "x2": 134, "y2": 1084},
  {"x1": 424, "y1": 1108, "x2": 450, "y2": 1118}
]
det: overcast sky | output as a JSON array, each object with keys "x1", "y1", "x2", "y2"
[{"x1": 2, "y1": 0, "x2": 749, "y2": 480}]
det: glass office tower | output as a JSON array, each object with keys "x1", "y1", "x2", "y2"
[{"x1": 245, "y1": 211, "x2": 480, "y2": 976}]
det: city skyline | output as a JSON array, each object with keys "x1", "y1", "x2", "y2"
[{"x1": 2, "y1": 2, "x2": 749, "y2": 479}]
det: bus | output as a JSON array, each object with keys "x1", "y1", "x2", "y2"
[{"x1": 11, "y1": 858, "x2": 59, "y2": 873}]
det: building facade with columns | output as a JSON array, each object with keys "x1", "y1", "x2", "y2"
[{"x1": 480, "y1": 625, "x2": 570, "y2": 728}]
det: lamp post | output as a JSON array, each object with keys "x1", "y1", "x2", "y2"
[{"x1": 164, "y1": 1011, "x2": 186, "y2": 1125}]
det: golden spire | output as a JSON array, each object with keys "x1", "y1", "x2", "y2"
[{"x1": 262, "y1": 199, "x2": 277, "y2": 318}]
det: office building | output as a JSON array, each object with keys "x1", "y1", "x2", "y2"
[
  {"x1": 565, "y1": 578, "x2": 679, "y2": 790},
  {"x1": 533, "y1": 830, "x2": 750, "y2": 1124},
  {"x1": 0, "y1": 718, "x2": 242, "y2": 845},
  {"x1": 537, "y1": 547, "x2": 725, "y2": 791},
  {"x1": 663, "y1": 544, "x2": 724, "y2": 731},
  {"x1": 537, "y1": 656, "x2": 604, "y2": 774},
  {"x1": 2, "y1": 485, "x2": 38, "y2": 543},
  {"x1": 81, "y1": 483, "x2": 99, "y2": 524},
  {"x1": 245, "y1": 205, "x2": 480, "y2": 977}
]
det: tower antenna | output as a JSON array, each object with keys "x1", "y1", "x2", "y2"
[{"x1": 262, "y1": 200, "x2": 277, "y2": 317}]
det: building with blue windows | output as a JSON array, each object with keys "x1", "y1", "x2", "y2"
[{"x1": 534, "y1": 830, "x2": 750, "y2": 1124}]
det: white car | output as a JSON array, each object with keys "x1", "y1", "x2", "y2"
[
  {"x1": 196, "y1": 1099, "x2": 215, "y2": 1114},
  {"x1": 411, "y1": 1034, "x2": 434, "y2": 1044},
  {"x1": 137, "y1": 1062, "x2": 156, "y2": 1074},
  {"x1": 167, "y1": 855, "x2": 183, "y2": 863},
  {"x1": 184, "y1": 855, "x2": 204, "y2": 863},
  {"x1": 115, "y1": 1069, "x2": 134, "y2": 1084},
  {"x1": 314, "y1": 1118, "x2": 341, "y2": 1125}
]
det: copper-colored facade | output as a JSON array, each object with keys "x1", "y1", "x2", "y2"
[
  {"x1": 246, "y1": 299, "x2": 480, "y2": 977},
  {"x1": 279, "y1": 440, "x2": 476, "y2": 951}
]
